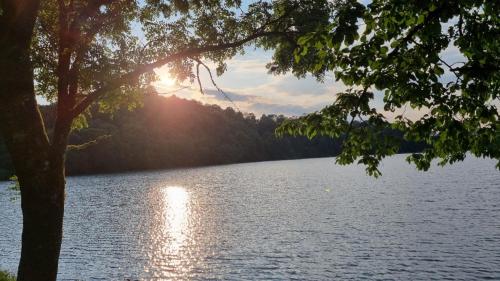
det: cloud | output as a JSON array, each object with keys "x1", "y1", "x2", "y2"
[
  {"x1": 155, "y1": 84, "x2": 332, "y2": 116},
  {"x1": 154, "y1": 38, "x2": 465, "y2": 119},
  {"x1": 202, "y1": 89, "x2": 256, "y2": 102},
  {"x1": 247, "y1": 102, "x2": 320, "y2": 117},
  {"x1": 154, "y1": 54, "x2": 342, "y2": 116}
]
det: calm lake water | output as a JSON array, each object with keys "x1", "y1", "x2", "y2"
[{"x1": 1, "y1": 155, "x2": 500, "y2": 280}]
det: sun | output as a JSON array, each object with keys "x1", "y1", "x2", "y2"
[
  {"x1": 154, "y1": 67, "x2": 176, "y2": 90},
  {"x1": 159, "y1": 74, "x2": 175, "y2": 86}
]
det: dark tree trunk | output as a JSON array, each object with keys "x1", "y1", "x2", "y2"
[
  {"x1": 1, "y1": 2, "x2": 67, "y2": 280},
  {"x1": 0, "y1": 56, "x2": 67, "y2": 279},
  {"x1": 16, "y1": 158, "x2": 66, "y2": 281},
  {"x1": 0, "y1": 51, "x2": 68, "y2": 280},
  {"x1": 0, "y1": 55, "x2": 67, "y2": 281}
]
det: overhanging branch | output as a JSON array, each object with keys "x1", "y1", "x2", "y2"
[
  {"x1": 69, "y1": 30, "x2": 292, "y2": 119},
  {"x1": 193, "y1": 57, "x2": 240, "y2": 112}
]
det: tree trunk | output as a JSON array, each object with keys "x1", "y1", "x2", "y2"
[
  {"x1": 0, "y1": 58, "x2": 68, "y2": 280},
  {"x1": 0, "y1": 93, "x2": 66, "y2": 281},
  {"x1": 0, "y1": 96, "x2": 67, "y2": 280},
  {"x1": 16, "y1": 158, "x2": 66, "y2": 281},
  {"x1": 0, "y1": 56, "x2": 67, "y2": 280},
  {"x1": 1, "y1": 2, "x2": 67, "y2": 277}
]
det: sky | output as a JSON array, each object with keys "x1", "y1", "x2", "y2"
[
  {"x1": 154, "y1": 45, "x2": 461, "y2": 119},
  {"x1": 38, "y1": 1, "x2": 339, "y2": 117},
  {"x1": 151, "y1": 0, "x2": 463, "y2": 119},
  {"x1": 36, "y1": 0, "x2": 463, "y2": 119},
  {"x1": 151, "y1": 0, "x2": 348, "y2": 117},
  {"x1": 153, "y1": 48, "x2": 345, "y2": 117}
]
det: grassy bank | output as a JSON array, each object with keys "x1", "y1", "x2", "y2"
[{"x1": 0, "y1": 271, "x2": 15, "y2": 281}]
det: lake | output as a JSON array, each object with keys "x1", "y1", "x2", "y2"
[{"x1": 1, "y1": 155, "x2": 499, "y2": 280}]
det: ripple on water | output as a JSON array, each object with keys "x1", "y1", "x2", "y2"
[{"x1": 0, "y1": 155, "x2": 499, "y2": 280}]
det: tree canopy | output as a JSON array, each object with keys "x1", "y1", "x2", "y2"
[
  {"x1": 275, "y1": 0, "x2": 499, "y2": 176},
  {"x1": 25, "y1": 0, "x2": 334, "y2": 121}
]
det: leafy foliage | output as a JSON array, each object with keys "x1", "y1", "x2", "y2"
[
  {"x1": 8, "y1": 175, "x2": 19, "y2": 191},
  {"x1": 30, "y1": 0, "x2": 333, "y2": 119},
  {"x1": 275, "y1": 0, "x2": 499, "y2": 175},
  {"x1": 0, "y1": 270, "x2": 15, "y2": 281}
]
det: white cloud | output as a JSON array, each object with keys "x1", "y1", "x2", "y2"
[
  {"x1": 154, "y1": 51, "x2": 343, "y2": 116},
  {"x1": 154, "y1": 39, "x2": 465, "y2": 120}
]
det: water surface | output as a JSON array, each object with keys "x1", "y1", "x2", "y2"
[{"x1": 1, "y1": 155, "x2": 499, "y2": 280}]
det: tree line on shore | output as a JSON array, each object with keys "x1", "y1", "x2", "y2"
[{"x1": 0, "y1": 93, "x2": 426, "y2": 180}]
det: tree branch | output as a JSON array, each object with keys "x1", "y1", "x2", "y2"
[
  {"x1": 387, "y1": 3, "x2": 447, "y2": 60},
  {"x1": 69, "y1": 30, "x2": 291, "y2": 118},
  {"x1": 67, "y1": 134, "x2": 112, "y2": 151},
  {"x1": 193, "y1": 57, "x2": 240, "y2": 111},
  {"x1": 195, "y1": 61, "x2": 203, "y2": 93},
  {"x1": 343, "y1": 86, "x2": 370, "y2": 143}
]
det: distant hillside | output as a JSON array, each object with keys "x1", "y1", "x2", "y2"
[{"x1": 0, "y1": 93, "x2": 425, "y2": 179}]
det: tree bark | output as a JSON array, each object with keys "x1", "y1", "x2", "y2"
[
  {"x1": 0, "y1": 52, "x2": 67, "y2": 280},
  {"x1": 1, "y1": 2, "x2": 67, "y2": 279},
  {"x1": 16, "y1": 158, "x2": 66, "y2": 281},
  {"x1": 0, "y1": 53, "x2": 67, "y2": 280}
]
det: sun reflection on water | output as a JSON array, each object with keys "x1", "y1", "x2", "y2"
[
  {"x1": 144, "y1": 185, "x2": 203, "y2": 278},
  {"x1": 162, "y1": 186, "x2": 190, "y2": 254}
]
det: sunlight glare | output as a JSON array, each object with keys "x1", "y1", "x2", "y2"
[
  {"x1": 161, "y1": 186, "x2": 189, "y2": 254},
  {"x1": 154, "y1": 68, "x2": 176, "y2": 90},
  {"x1": 160, "y1": 75, "x2": 175, "y2": 86}
]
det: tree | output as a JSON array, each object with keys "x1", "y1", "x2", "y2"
[
  {"x1": 275, "y1": 0, "x2": 499, "y2": 176},
  {"x1": 0, "y1": 0, "x2": 333, "y2": 279}
]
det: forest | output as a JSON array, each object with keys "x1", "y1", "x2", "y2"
[{"x1": 0, "y1": 92, "x2": 426, "y2": 180}]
